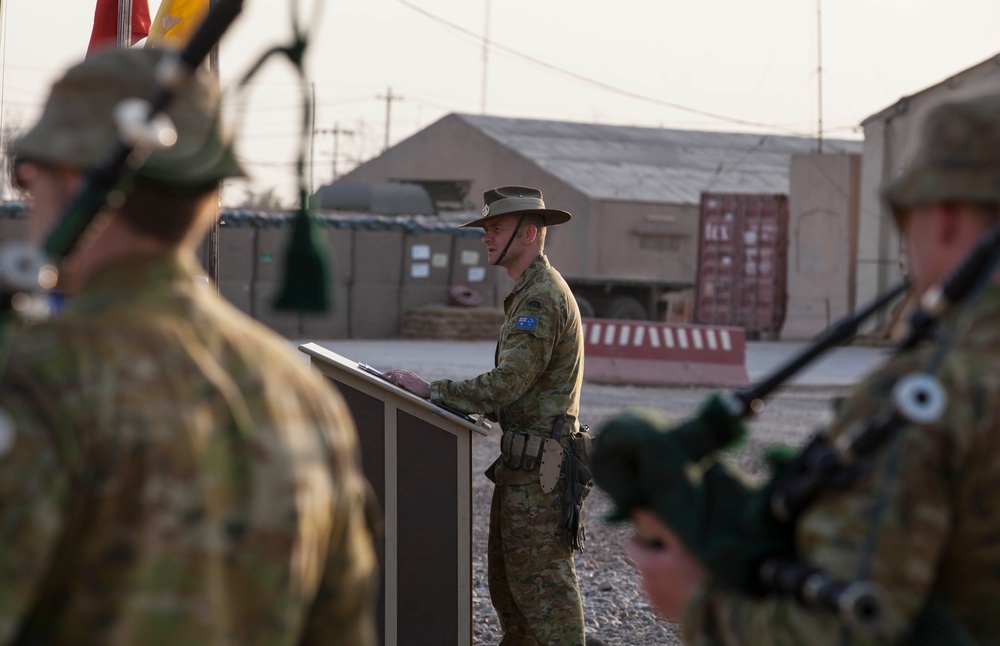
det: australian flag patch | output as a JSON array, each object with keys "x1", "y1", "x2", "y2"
[{"x1": 516, "y1": 316, "x2": 538, "y2": 330}]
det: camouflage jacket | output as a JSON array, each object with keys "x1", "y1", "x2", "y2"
[
  {"x1": 430, "y1": 255, "x2": 584, "y2": 482},
  {"x1": 0, "y1": 253, "x2": 379, "y2": 646},
  {"x1": 682, "y1": 286, "x2": 1000, "y2": 645}
]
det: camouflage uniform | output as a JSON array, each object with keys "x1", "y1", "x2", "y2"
[
  {"x1": 0, "y1": 254, "x2": 379, "y2": 645},
  {"x1": 430, "y1": 254, "x2": 586, "y2": 646},
  {"x1": 681, "y1": 287, "x2": 1000, "y2": 645}
]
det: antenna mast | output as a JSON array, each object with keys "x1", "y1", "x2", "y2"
[
  {"x1": 481, "y1": 0, "x2": 491, "y2": 113},
  {"x1": 816, "y1": 0, "x2": 824, "y2": 154}
]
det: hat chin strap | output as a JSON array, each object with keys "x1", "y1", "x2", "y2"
[{"x1": 493, "y1": 214, "x2": 525, "y2": 265}]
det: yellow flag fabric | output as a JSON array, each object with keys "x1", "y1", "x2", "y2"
[{"x1": 146, "y1": 0, "x2": 209, "y2": 47}]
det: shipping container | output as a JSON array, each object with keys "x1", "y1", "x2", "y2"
[{"x1": 695, "y1": 193, "x2": 789, "y2": 339}]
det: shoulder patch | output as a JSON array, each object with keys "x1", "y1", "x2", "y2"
[
  {"x1": 527, "y1": 299, "x2": 543, "y2": 311},
  {"x1": 515, "y1": 316, "x2": 538, "y2": 330}
]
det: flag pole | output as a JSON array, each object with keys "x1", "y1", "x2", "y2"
[
  {"x1": 207, "y1": 0, "x2": 220, "y2": 297},
  {"x1": 117, "y1": 0, "x2": 133, "y2": 49}
]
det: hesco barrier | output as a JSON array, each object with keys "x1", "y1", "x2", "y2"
[
  {"x1": 582, "y1": 317, "x2": 749, "y2": 387},
  {"x1": 0, "y1": 203, "x2": 507, "y2": 339}
]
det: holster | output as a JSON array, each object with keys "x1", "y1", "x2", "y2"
[
  {"x1": 562, "y1": 448, "x2": 593, "y2": 552},
  {"x1": 556, "y1": 418, "x2": 596, "y2": 552}
]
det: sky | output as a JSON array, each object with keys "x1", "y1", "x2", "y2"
[{"x1": 1, "y1": 0, "x2": 1000, "y2": 206}]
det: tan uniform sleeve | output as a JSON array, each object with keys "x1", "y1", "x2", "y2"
[{"x1": 430, "y1": 300, "x2": 557, "y2": 415}]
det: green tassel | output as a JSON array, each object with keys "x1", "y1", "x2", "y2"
[{"x1": 272, "y1": 204, "x2": 330, "y2": 313}]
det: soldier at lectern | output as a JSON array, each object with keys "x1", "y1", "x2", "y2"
[{"x1": 388, "y1": 186, "x2": 600, "y2": 646}]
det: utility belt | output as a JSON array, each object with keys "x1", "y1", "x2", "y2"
[
  {"x1": 500, "y1": 427, "x2": 592, "y2": 473},
  {"x1": 500, "y1": 430, "x2": 544, "y2": 472},
  {"x1": 497, "y1": 414, "x2": 595, "y2": 552}
]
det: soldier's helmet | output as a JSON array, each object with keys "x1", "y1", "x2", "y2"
[
  {"x1": 13, "y1": 47, "x2": 245, "y2": 192},
  {"x1": 883, "y1": 92, "x2": 1000, "y2": 214}
]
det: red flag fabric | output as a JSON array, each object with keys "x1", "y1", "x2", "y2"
[{"x1": 87, "y1": 0, "x2": 152, "y2": 57}]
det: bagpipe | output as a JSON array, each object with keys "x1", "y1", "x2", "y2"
[
  {"x1": 592, "y1": 220, "x2": 1000, "y2": 638},
  {"x1": 0, "y1": 0, "x2": 329, "y2": 361}
]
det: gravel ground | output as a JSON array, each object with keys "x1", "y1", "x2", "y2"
[{"x1": 469, "y1": 383, "x2": 848, "y2": 646}]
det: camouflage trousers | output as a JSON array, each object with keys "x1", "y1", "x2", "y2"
[{"x1": 488, "y1": 480, "x2": 585, "y2": 646}]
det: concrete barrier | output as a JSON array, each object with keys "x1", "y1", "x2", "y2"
[{"x1": 582, "y1": 318, "x2": 749, "y2": 387}]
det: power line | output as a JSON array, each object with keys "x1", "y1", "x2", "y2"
[{"x1": 398, "y1": 0, "x2": 811, "y2": 135}]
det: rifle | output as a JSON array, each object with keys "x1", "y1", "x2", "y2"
[{"x1": 592, "y1": 221, "x2": 1000, "y2": 634}]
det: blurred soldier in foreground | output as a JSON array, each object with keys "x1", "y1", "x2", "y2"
[
  {"x1": 604, "y1": 93, "x2": 1000, "y2": 644},
  {"x1": 387, "y1": 186, "x2": 598, "y2": 646},
  {"x1": 0, "y1": 48, "x2": 378, "y2": 645}
]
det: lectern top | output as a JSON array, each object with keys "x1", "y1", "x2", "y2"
[{"x1": 298, "y1": 343, "x2": 490, "y2": 437}]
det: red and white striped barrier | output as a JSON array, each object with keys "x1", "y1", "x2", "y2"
[{"x1": 582, "y1": 318, "x2": 749, "y2": 387}]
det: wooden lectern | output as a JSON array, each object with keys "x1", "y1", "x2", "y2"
[{"x1": 299, "y1": 343, "x2": 487, "y2": 646}]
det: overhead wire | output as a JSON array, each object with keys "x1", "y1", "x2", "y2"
[{"x1": 398, "y1": 0, "x2": 815, "y2": 136}]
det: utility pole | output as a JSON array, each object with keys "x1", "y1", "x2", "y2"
[
  {"x1": 376, "y1": 87, "x2": 403, "y2": 153},
  {"x1": 315, "y1": 123, "x2": 355, "y2": 183}
]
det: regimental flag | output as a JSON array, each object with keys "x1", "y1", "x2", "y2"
[
  {"x1": 146, "y1": 0, "x2": 209, "y2": 47},
  {"x1": 87, "y1": 0, "x2": 152, "y2": 57}
]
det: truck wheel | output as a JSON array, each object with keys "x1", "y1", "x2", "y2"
[
  {"x1": 575, "y1": 295, "x2": 595, "y2": 319},
  {"x1": 602, "y1": 296, "x2": 648, "y2": 321}
]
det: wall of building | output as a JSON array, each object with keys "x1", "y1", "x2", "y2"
[
  {"x1": 857, "y1": 56, "x2": 1000, "y2": 326},
  {"x1": 336, "y1": 115, "x2": 594, "y2": 284},
  {"x1": 783, "y1": 153, "x2": 861, "y2": 339},
  {"x1": 336, "y1": 115, "x2": 715, "y2": 297}
]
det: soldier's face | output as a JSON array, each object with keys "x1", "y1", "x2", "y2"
[
  {"x1": 481, "y1": 214, "x2": 523, "y2": 266},
  {"x1": 898, "y1": 203, "x2": 970, "y2": 296},
  {"x1": 15, "y1": 161, "x2": 83, "y2": 245}
]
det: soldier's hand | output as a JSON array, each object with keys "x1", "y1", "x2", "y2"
[
  {"x1": 625, "y1": 508, "x2": 707, "y2": 621},
  {"x1": 385, "y1": 369, "x2": 431, "y2": 399}
]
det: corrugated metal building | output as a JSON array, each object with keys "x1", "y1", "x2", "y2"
[{"x1": 335, "y1": 113, "x2": 862, "y2": 325}]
